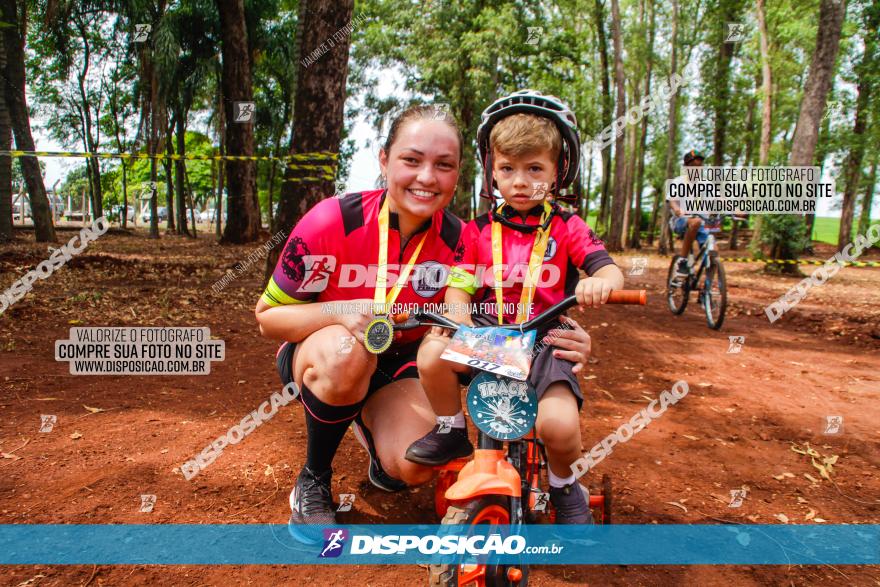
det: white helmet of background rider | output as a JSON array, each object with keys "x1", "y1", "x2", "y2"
[{"x1": 476, "y1": 89, "x2": 581, "y2": 198}]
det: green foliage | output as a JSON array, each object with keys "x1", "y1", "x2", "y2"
[{"x1": 756, "y1": 214, "x2": 807, "y2": 259}]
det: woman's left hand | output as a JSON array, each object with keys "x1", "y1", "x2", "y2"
[{"x1": 545, "y1": 316, "x2": 591, "y2": 374}]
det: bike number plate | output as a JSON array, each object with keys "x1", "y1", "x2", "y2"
[
  {"x1": 441, "y1": 325, "x2": 536, "y2": 381},
  {"x1": 467, "y1": 371, "x2": 538, "y2": 441}
]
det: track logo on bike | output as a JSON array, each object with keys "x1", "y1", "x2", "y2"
[
  {"x1": 467, "y1": 372, "x2": 538, "y2": 441},
  {"x1": 319, "y1": 528, "x2": 348, "y2": 558}
]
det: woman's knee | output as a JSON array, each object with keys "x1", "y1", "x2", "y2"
[
  {"x1": 393, "y1": 458, "x2": 435, "y2": 487},
  {"x1": 299, "y1": 330, "x2": 376, "y2": 401}
]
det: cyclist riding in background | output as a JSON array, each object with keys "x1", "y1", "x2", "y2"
[{"x1": 668, "y1": 150, "x2": 709, "y2": 282}]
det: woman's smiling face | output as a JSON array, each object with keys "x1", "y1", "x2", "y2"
[{"x1": 379, "y1": 119, "x2": 461, "y2": 222}]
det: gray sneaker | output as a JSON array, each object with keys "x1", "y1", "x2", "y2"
[
  {"x1": 288, "y1": 466, "x2": 336, "y2": 544},
  {"x1": 550, "y1": 482, "x2": 594, "y2": 524}
]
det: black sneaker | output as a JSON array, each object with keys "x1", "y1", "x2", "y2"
[
  {"x1": 404, "y1": 424, "x2": 474, "y2": 466},
  {"x1": 352, "y1": 417, "x2": 408, "y2": 492},
  {"x1": 288, "y1": 466, "x2": 336, "y2": 544},
  {"x1": 550, "y1": 482, "x2": 594, "y2": 524}
]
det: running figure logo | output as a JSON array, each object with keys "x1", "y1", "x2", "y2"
[
  {"x1": 728, "y1": 489, "x2": 746, "y2": 508},
  {"x1": 319, "y1": 529, "x2": 349, "y2": 558},
  {"x1": 727, "y1": 336, "x2": 745, "y2": 354},
  {"x1": 298, "y1": 255, "x2": 337, "y2": 293},
  {"x1": 725, "y1": 23, "x2": 746, "y2": 43},
  {"x1": 39, "y1": 414, "x2": 57, "y2": 433},
  {"x1": 823, "y1": 415, "x2": 843, "y2": 435},
  {"x1": 336, "y1": 493, "x2": 356, "y2": 512},
  {"x1": 532, "y1": 492, "x2": 549, "y2": 512},
  {"x1": 628, "y1": 257, "x2": 648, "y2": 276}
]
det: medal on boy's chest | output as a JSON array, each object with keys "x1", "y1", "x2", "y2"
[{"x1": 364, "y1": 197, "x2": 429, "y2": 354}]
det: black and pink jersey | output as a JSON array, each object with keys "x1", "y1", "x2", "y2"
[
  {"x1": 447, "y1": 203, "x2": 615, "y2": 323},
  {"x1": 261, "y1": 189, "x2": 465, "y2": 345}
]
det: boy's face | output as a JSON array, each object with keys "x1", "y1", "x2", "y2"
[{"x1": 492, "y1": 149, "x2": 557, "y2": 214}]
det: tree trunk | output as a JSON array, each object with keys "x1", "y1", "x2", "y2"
[
  {"x1": 630, "y1": 0, "x2": 655, "y2": 250},
  {"x1": 147, "y1": 54, "x2": 160, "y2": 239},
  {"x1": 594, "y1": 0, "x2": 613, "y2": 231},
  {"x1": 838, "y1": 1, "x2": 875, "y2": 250},
  {"x1": 0, "y1": 23, "x2": 11, "y2": 242},
  {"x1": 216, "y1": 0, "x2": 260, "y2": 243},
  {"x1": 858, "y1": 155, "x2": 877, "y2": 236},
  {"x1": 712, "y1": 0, "x2": 737, "y2": 168},
  {"x1": 607, "y1": 0, "x2": 627, "y2": 252},
  {"x1": 658, "y1": 0, "x2": 680, "y2": 256},
  {"x1": 164, "y1": 116, "x2": 175, "y2": 232},
  {"x1": 1, "y1": 0, "x2": 54, "y2": 241},
  {"x1": 789, "y1": 0, "x2": 847, "y2": 167},
  {"x1": 268, "y1": 0, "x2": 354, "y2": 277},
  {"x1": 750, "y1": 0, "x2": 773, "y2": 251},
  {"x1": 175, "y1": 107, "x2": 192, "y2": 236}
]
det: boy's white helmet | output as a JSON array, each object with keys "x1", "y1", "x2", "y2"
[{"x1": 476, "y1": 89, "x2": 581, "y2": 195}]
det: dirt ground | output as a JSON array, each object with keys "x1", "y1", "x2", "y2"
[{"x1": 1, "y1": 227, "x2": 878, "y2": 587}]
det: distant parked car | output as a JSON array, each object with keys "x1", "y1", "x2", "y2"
[
  {"x1": 198, "y1": 209, "x2": 226, "y2": 223},
  {"x1": 141, "y1": 206, "x2": 168, "y2": 223},
  {"x1": 110, "y1": 205, "x2": 135, "y2": 223}
]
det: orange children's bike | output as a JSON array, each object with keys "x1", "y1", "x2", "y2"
[{"x1": 394, "y1": 291, "x2": 647, "y2": 586}]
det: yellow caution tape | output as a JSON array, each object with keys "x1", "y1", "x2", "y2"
[
  {"x1": 0, "y1": 149, "x2": 337, "y2": 163},
  {"x1": 720, "y1": 257, "x2": 878, "y2": 267}
]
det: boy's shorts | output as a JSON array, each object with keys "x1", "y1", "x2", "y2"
[
  {"x1": 275, "y1": 339, "x2": 420, "y2": 397},
  {"x1": 672, "y1": 215, "x2": 709, "y2": 246},
  {"x1": 456, "y1": 312, "x2": 583, "y2": 410}
]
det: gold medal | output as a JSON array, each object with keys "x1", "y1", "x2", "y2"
[
  {"x1": 363, "y1": 317, "x2": 394, "y2": 354},
  {"x1": 366, "y1": 195, "x2": 429, "y2": 353}
]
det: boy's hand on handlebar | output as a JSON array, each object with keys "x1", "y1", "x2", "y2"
[{"x1": 575, "y1": 277, "x2": 614, "y2": 308}]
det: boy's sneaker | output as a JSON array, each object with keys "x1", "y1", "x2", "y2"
[
  {"x1": 404, "y1": 424, "x2": 474, "y2": 466},
  {"x1": 549, "y1": 482, "x2": 594, "y2": 524},
  {"x1": 288, "y1": 466, "x2": 336, "y2": 544},
  {"x1": 351, "y1": 417, "x2": 408, "y2": 492}
]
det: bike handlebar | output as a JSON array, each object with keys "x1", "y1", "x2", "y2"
[{"x1": 393, "y1": 290, "x2": 647, "y2": 333}]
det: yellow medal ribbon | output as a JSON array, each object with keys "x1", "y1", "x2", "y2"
[
  {"x1": 491, "y1": 200, "x2": 552, "y2": 325},
  {"x1": 374, "y1": 196, "x2": 430, "y2": 315}
]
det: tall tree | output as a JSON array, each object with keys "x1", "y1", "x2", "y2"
[
  {"x1": 216, "y1": 0, "x2": 260, "y2": 243},
  {"x1": 267, "y1": 0, "x2": 354, "y2": 275},
  {"x1": 594, "y1": 0, "x2": 613, "y2": 231},
  {"x1": 750, "y1": 0, "x2": 773, "y2": 250},
  {"x1": 0, "y1": 13, "x2": 12, "y2": 242},
  {"x1": 839, "y1": 0, "x2": 876, "y2": 249},
  {"x1": 658, "y1": 0, "x2": 680, "y2": 255},
  {"x1": 631, "y1": 0, "x2": 656, "y2": 249},
  {"x1": 607, "y1": 0, "x2": 627, "y2": 252},
  {"x1": 858, "y1": 154, "x2": 877, "y2": 235},
  {"x1": 1, "y1": 0, "x2": 55, "y2": 241}
]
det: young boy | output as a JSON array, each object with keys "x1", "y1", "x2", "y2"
[{"x1": 406, "y1": 90, "x2": 625, "y2": 524}]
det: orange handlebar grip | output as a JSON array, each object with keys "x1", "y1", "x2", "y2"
[{"x1": 607, "y1": 290, "x2": 647, "y2": 305}]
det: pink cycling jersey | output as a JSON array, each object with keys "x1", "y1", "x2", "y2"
[
  {"x1": 447, "y1": 202, "x2": 615, "y2": 323},
  {"x1": 261, "y1": 189, "x2": 465, "y2": 345}
]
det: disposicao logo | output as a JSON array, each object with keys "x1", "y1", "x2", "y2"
[{"x1": 319, "y1": 529, "x2": 348, "y2": 558}]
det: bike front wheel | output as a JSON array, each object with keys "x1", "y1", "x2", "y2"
[
  {"x1": 429, "y1": 495, "x2": 527, "y2": 587},
  {"x1": 666, "y1": 255, "x2": 690, "y2": 315},
  {"x1": 703, "y1": 252, "x2": 727, "y2": 329}
]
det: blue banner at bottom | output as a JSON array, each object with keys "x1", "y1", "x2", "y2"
[{"x1": 1, "y1": 524, "x2": 878, "y2": 565}]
